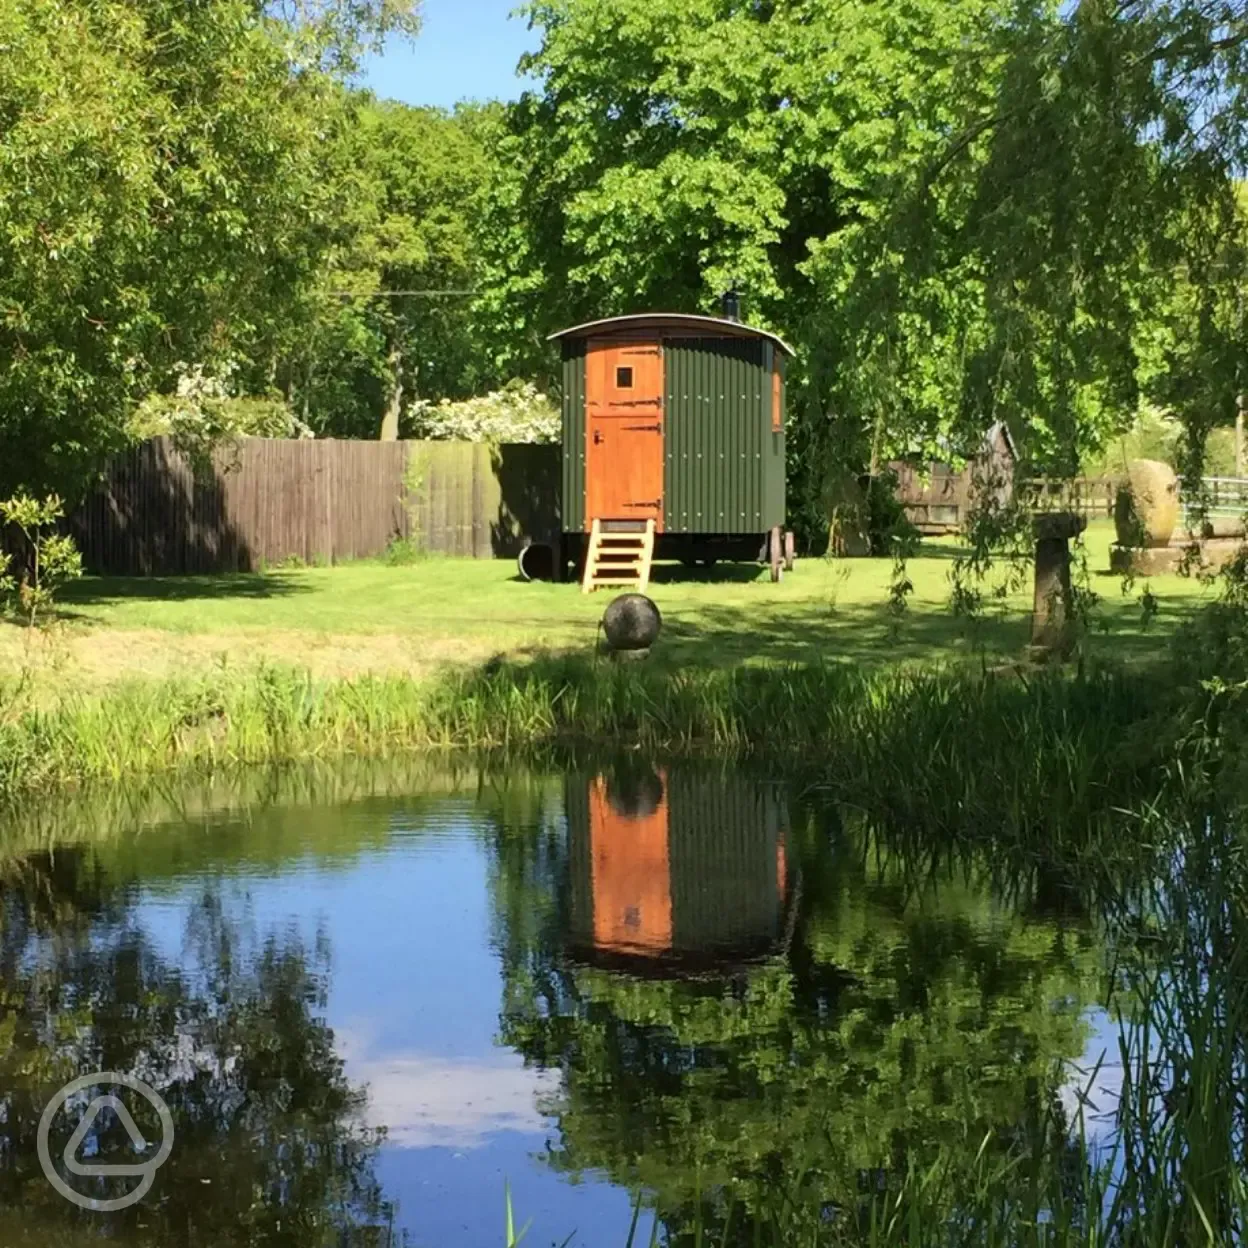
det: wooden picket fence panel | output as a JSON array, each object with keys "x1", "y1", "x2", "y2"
[{"x1": 72, "y1": 437, "x2": 560, "y2": 575}]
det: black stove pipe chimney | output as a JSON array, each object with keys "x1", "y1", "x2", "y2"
[{"x1": 720, "y1": 287, "x2": 741, "y2": 323}]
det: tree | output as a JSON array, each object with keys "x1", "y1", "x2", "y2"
[
  {"x1": 284, "y1": 97, "x2": 503, "y2": 438},
  {"x1": 476, "y1": 0, "x2": 1058, "y2": 540},
  {"x1": 0, "y1": 0, "x2": 417, "y2": 498},
  {"x1": 483, "y1": 0, "x2": 1248, "y2": 546}
]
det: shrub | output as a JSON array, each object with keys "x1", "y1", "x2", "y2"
[
  {"x1": 128, "y1": 361, "x2": 313, "y2": 474},
  {"x1": 0, "y1": 493, "x2": 83, "y2": 626},
  {"x1": 382, "y1": 536, "x2": 426, "y2": 566},
  {"x1": 408, "y1": 381, "x2": 559, "y2": 444}
]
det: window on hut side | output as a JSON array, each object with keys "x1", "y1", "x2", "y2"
[
  {"x1": 616, "y1": 366, "x2": 634, "y2": 389},
  {"x1": 771, "y1": 364, "x2": 782, "y2": 432}
]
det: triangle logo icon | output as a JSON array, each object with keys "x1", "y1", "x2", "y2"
[{"x1": 62, "y1": 1095, "x2": 152, "y2": 1178}]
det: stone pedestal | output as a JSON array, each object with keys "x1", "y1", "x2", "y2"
[
  {"x1": 1030, "y1": 512, "x2": 1087, "y2": 659},
  {"x1": 1110, "y1": 537, "x2": 1243, "y2": 577},
  {"x1": 609, "y1": 647, "x2": 651, "y2": 663}
]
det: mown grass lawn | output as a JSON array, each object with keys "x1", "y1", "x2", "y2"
[{"x1": 0, "y1": 520, "x2": 1215, "y2": 689}]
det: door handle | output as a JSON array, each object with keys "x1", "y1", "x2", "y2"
[{"x1": 593, "y1": 430, "x2": 603, "y2": 444}]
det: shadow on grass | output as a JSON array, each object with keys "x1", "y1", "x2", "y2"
[
  {"x1": 57, "y1": 571, "x2": 310, "y2": 607},
  {"x1": 647, "y1": 541, "x2": 971, "y2": 585},
  {"x1": 648, "y1": 562, "x2": 765, "y2": 586},
  {"x1": 645, "y1": 591, "x2": 1200, "y2": 670},
  {"x1": 911, "y1": 540, "x2": 975, "y2": 561}
]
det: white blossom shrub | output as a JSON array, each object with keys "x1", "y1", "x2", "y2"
[
  {"x1": 409, "y1": 382, "x2": 559, "y2": 444},
  {"x1": 128, "y1": 362, "x2": 313, "y2": 473}
]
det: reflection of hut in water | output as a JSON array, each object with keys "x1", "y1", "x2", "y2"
[{"x1": 565, "y1": 766, "x2": 791, "y2": 974}]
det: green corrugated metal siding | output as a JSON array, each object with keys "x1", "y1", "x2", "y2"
[
  {"x1": 561, "y1": 341, "x2": 586, "y2": 532},
  {"x1": 663, "y1": 338, "x2": 785, "y2": 534}
]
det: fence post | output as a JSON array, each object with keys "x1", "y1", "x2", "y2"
[{"x1": 1237, "y1": 393, "x2": 1246, "y2": 479}]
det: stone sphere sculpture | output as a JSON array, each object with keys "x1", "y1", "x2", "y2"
[
  {"x1": 605, "y1": 767, "x2": 665, "y2": 818},
  {"x1": 602, "y1": 594, "x2": 662, "y2": 652},
  {"x1": 1113, "y1": 458, "x2": 1179, "y2": 549}
]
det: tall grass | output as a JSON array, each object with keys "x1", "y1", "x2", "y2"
[
  {"x1": 837, "y1": 809, "x2": 1248, "y2": 1247},
  {"x1": 0, "y1": 656, "x2": 1178, "y2": 831}
]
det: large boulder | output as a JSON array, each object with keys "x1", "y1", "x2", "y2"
[
  {"x1": 1114, "y1": 459, "x2": 1179, "y2": 548},
  {"x1": 602, "y1": 594, "x2": 662, "y2": 651}
]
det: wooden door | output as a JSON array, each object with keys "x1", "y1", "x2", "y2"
[
  {"x1": 584, "y1": 338, "x2": 665, "y2": 528},
  {"x1": 588, "y1": 772, "x2": 671, "y2": 956}
]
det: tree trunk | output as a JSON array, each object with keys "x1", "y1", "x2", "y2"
[{"x1": 379, "y1": 343, "x2": 404, "y2": 442}]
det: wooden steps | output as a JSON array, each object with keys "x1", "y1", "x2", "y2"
[{"x1": 581, "y1": 518, "x2": 655, "y2": 593}]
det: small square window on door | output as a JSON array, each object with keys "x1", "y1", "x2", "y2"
[{"x1": 616, "y1": 366, "x2": 634, "y2": 388}]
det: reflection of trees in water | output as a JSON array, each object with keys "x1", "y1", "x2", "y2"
[
  {"x1": 490, "y1": 786, "x2": 1107, "y2": 1241},
  {"x1": 0, "y1": 848, "x2": 395, "y2": 1246}
]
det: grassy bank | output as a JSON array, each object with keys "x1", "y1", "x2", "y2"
[
  {"x1": 0, "y1": 652, "x2": 1182, "y2": 846},
  {"x1": 1, "y1": 518, "x2": 1236, "y2": 854}
]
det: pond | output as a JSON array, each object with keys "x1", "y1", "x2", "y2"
[{"x1": 0, "y1": 758, "x2": 1126, "y2": 1246}]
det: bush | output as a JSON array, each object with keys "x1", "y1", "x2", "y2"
[
  {"x1": 864, "y1": 468, "x2": 917, "y2": 556},
  {"x1": 0, "y1": 493, "x2": 83, "y2": 626},
  {"x1": 382, "y1": 536, "x2": 426, "y2": 566},
  {"x1": 128, "y1": 362, "x2": 312, "y2": 474},
  {"x1": 408, "y1": 380, "x2": 559, "y2": 444}
]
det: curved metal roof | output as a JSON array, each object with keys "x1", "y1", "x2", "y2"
[{"x1": 547, "y1": 313, "x2": 794, "y2": 357}]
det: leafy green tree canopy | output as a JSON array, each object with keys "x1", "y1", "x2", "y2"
[
  {"x1": 0, "y1": 0, "x2": 416, "y2": 496},
  {"x1": 481, "y1": 0, "x2": 1248, "y2": 517}
]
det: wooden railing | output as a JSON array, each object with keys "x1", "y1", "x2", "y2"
[
  {"x1": 1017, "y1": 477, "x2": 1117, "y2": 518},
  {"x1": 1023, "y1": 474, "x2": 1248, "y2": 528},
  {"x1": 905, "y1": 472, "x2": 1248, "y2": 536}
]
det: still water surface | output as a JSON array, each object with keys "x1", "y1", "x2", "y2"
[{"x1": 0, "y1": 760, "x2": 1118, "y2": 1245}]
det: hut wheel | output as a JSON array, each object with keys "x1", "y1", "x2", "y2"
[{"x1": 769, "y1": 526, "x2": 784, "y2": 583}]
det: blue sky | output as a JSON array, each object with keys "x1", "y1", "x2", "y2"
[{"x1": 360, "y1": 0, "x2": 541, "y2": 110}]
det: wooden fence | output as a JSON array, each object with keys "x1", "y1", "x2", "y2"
[
  {"x1": 1017, "y1": 476, "x2": 1117, "y2": 518},
  {"x1": 896, "y1": 471, "x2": 1120, "y2": 534},
  {"x1": 73, "y1": 437, "x2": 561, "y2": 575}
]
